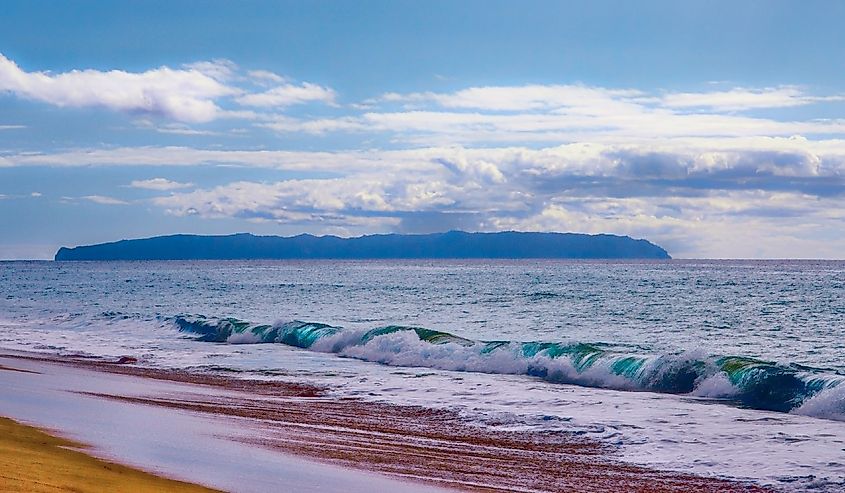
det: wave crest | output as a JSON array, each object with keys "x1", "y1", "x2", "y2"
[{"x1": 170, "y1": 314, "x2": 845, "y2": 418}]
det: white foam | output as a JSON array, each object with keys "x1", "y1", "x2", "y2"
[
  {"x1": 334, "y1": 332, "x2": 653, "y2": 391},
  {"x1": 793, "y1": 384, "x2": 845, "y2": 421},
  {"x1": 693, "y1": 372, "x2": 740, "y2": 398},
  {"x1": 226, "y1": 331, "x2": 264, "y2": 344},
  {"x1": 339, "y1": 332, "x2": 532, "y2": 375}
]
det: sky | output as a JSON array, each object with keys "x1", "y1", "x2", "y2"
[{"x1": 2, "y1": 0, "x2": 845, "y2": 259}]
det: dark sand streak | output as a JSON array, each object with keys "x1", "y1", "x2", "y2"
[
  {"x1": 0, "y1": 363, "x2": 40, "y2": 374},
  {"x1": 5, "y1": 354, "x2": 768, "y2": 492}
]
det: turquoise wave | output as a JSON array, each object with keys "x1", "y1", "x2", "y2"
[{"x1": 171, "y1": 314, "x2": 844, "y2": 415}]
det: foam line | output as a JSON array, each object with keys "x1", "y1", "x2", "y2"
[{"x1": 170, "y1": 314, "x2": 845, "y2": 418}]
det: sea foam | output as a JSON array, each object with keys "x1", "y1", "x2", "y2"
[{"x1": 171, "y1": 314, "x2": 845, "y2": 418}]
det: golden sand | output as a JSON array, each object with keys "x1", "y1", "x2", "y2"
[{"x1": 0, "y1": 417, "x2": 219, "y2": 493}]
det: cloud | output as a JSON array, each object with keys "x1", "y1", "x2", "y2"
[
  {"x1": 129, "y1": 178, "x2": 194, "y2": 190},
  {"x1": 254, "y1": 82, "x2": 845, "y2": 146},
  {"x1": 262, "y1": 115, "x2": 367, "y2": 134},
  {"x1": 81, "y1": 195, "x2": 129, "y2": 205},
  {"x1": 661, "y1": 86, "x2": 844, "y2": 111},
  {"x1": 3, "y1": 53, "x2": 841, "y2": 145},
  {"x1": 0, "y1": 191, "x2": 43, "y2": 199},
  {"x1": 235, "y1": 82, "x2": 337, "y2": 107},
  {"x1": 149, "y1": 173, "x2": 845, "y2": 258},
  {"x1": 0, "y1": 53, "x2": 338, "y2": 123},
  {"x1": 247, "y1": 70, "x2": 286, "y2": 85},
  {"x1": 0, "y1": 53, "x2": 239, "y2": 123},
  {"x1": 486, "y1": 193, "x2": 845, "y2": 258},
  {"x1": 152, "y1": 176, "x2": 456, "y2": 218},
  {"x1": 106, "y1": 136, "x2": 839, "y2": 258},
  {"x1": 0, "y1": 145, "x2": 442, "y2": 174},
  {"x1": 152, "y1": 179, "x2": 403, "y2": 234},
  {"x1": 0, "y1": 124, "x2": 25, "y2": 130},
  {"x1": 379, "y1": 84, "x2": 643, "y2": 111},
  {"x1": 134, "y1": 120, "x2": 219, "y2": 136},
  {"x1": 378, "y1": 84, "x2": 842, "y2": 114},
  {"x1": 5, "y1": 137, "x2": 845, "y2": 179},
  {"x1": 3, "y1": 138, "x2": 842, "y2": 257},
  {"x1": 262, "y1": 85, "x2": 845, "y2": 145},
  {"x1": 181, "y1": 59, "x2": 238, "y2": 82},
  {"x1": 4, "y1": 63, "x2": 845, "y2": 257}
]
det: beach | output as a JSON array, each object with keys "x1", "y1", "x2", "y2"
[
  {"x1": 0, "y1": 351, "x2": 765, "y2": 492},
  {"x1": 0, "y1": 416, "x2": 219, "y2": 493}
]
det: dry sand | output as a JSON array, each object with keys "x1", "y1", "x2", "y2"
[{"x1": 0, "y1": 415, "x2": 219, "y2": 493}]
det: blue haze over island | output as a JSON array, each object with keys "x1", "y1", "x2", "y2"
[{"x1": 54, "y1": 231, "x2": 671, "y2": 260}]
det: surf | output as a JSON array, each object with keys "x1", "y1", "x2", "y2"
[{"x1": 170, "y1": 314, "x2": 845, "y2": 418}]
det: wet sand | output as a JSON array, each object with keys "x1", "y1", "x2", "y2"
[{"x1": 0, "y1": 352, "x2": 768, "y2": 492}]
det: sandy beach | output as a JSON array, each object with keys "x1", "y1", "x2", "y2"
[
  {"x1": 0, "y1": 352, "x2": 767, "y2": 492},
  {"x1": 0, "y1": 416, "x2": 220, "y2": 493}
]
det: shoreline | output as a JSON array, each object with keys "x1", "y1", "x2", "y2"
[
  {"x1": 0, "y1": 416, "x2": 220, "y2": 493},
  {"x1": 0, "y1": 351, "x2": 768, "y2": 492}
]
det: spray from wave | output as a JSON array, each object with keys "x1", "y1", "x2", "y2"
[{"x1": 170, "y1": 314, "x2": 845, "y2": 418}]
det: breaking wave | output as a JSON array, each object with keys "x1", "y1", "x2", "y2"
[{"x1": 171, "y1": 314, "x2": 845, "y2": 418}]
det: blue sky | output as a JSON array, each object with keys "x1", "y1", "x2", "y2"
[{"x1": 2, "y1": 0, "x2": 845, "y2": 259}]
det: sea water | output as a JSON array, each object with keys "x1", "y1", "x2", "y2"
[{"x1": 1, "y1": 260, "x2": 844, "y2": 490}]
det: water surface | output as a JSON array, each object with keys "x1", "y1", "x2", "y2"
[{"x1": 2, "y1": 260, "x2": 844, "y2": 490}]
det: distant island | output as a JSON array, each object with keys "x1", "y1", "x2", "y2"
[{"x1": 54, "y1": 231, "x2": 671, "y2": 261}]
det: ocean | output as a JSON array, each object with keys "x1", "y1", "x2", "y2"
[{"x1": 2, "y1": 259, "x2": 844, "y2": 491}]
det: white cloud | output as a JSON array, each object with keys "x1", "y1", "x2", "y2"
[
  {"x1": 152, "y1": 178, "x2": 407, "y2": 232},
  {"x1": 129, "y1": 178, "x2": 194, "y2": 190},
  {"x1": 661, "y1": 86, "x2": 844, "y2": 111},
  {"x1": 0, "y1": 192, "x2": 43, "y2": 199},
  {"x1": 81, "y1": 195, "x2": 129, "y2": 205},
  {"x1": 182, "y1": 59, "x2": 238, "y2": 81},
  {"x1": 236, "y1": 82, "x2": 337, "y2": 107},
  {"x1": 0, "y1": 124, "x2": 25, "y2": 130},
  {"x1": 134, "y1": 120, "x2": 220, "y2": 136},
  {"x1": 262, "y1": 115, "x2": 367, "y2": 134},
  {"x1": 3, "y1": 137, "x2": 842, "y2": 257},
  {"x1": 4, "y1": 53, "x2": 840, "y2": 144},
  {"x1": 380, "y1": 84, "x2": 643, "y2": 112},
  {"x1": 0, "y1": 53, "x2": 339, "y2": 123},
  {"x1": 379, "y1": 84, "x2": 842, "y2": 114},
  {"x1": 148, "y1": 174, "x2": 845, "y2": 258},
  {"x1": 4, "y1": 64, "x2": 845, "y2": 257},
  {"x1": 0, "y1": 145, "x2": 443, "y2": 175},
  {"x1": 262, "y1": 83, "x2": 845, "y2": 144},
  {"x1": 5, "y1": 137, "x2": 845, "y2": 177},
  {"x1": 490, "y1": 192, "x2": 845, "y2": 259},
  {"x1": 247, "y1": 70, "x2": 286, "y2": 84},
  {"x1": 111, "y1": 137, "x2": 840, "y2": 258},
  {"x1": 0, "y1": 53, "x2": 240, "y2": 123}
]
